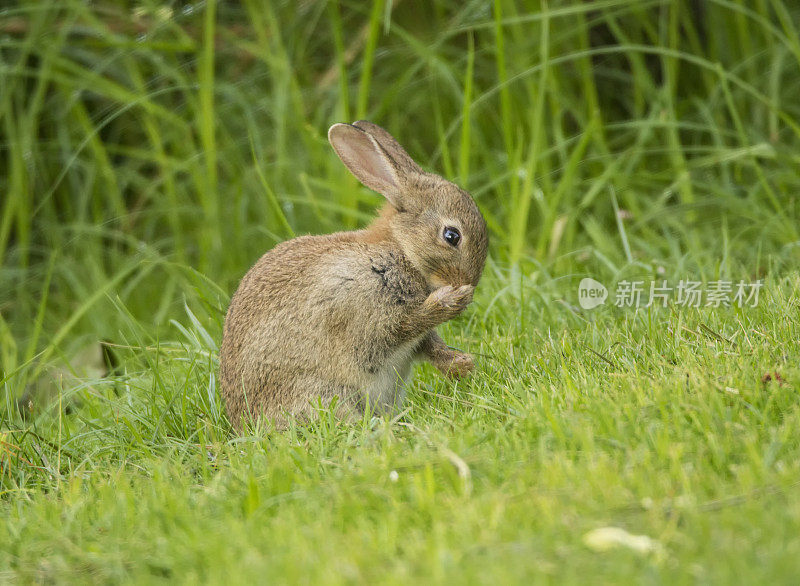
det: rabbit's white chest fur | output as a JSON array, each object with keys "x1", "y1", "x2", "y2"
[{"x1": 362, "y1": 337, "x2": 421, "y2": 410}]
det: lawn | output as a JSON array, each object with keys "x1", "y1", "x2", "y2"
[{"x1": 2, "y1": 1, "x2": 800, "y2": 583}]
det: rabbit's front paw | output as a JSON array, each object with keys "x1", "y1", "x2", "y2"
[
  {"x1": 400, "y1": 285, "x2": 476, "y2": 338},
  {"x1": 427, "y1": 285, "x2": 474, "y2": 318}
]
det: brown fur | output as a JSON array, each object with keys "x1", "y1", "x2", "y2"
[{"x1": 219, "y1": 121, "x2": 488, "y2": 430}]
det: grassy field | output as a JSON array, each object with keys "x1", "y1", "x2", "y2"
[{"x1": 2, "y1": 0, "x2": 800, "y2": 583}]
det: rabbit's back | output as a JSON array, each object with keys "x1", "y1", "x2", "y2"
[{"x1": 220, "y1": 233, "x2": 429, "y2": 428}]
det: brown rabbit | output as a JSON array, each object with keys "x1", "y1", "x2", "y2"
[{"x1": 219, "y1": 121, "x2": 488, "y2": 430}]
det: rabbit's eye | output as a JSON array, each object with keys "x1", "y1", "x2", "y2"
[{"x1": 443, "y1": 226, "x2": 461, "y2": 247}]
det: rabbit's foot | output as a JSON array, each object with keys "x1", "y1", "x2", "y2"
[
  {"x1": 418, "y1": 331, "x2": 475, "y2": 378},
  {"x1": 426, "y1": 284, "x2": 474, "y2": 319},
  {"x1": 400, "y1": 285, "x2": 475, "y2": 339},
  {"x1": 433, "y1": 350, "x2": 474, "y2": 378}
]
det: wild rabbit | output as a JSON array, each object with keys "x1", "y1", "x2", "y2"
[{"x1": 220, "y1": 121, "x2": 488, "y2": 430}]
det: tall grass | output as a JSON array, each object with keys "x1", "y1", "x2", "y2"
[{"x1": 1, "y1": 0, "x2": 798, "y2": 319}]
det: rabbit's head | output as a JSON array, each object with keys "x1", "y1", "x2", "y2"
[{"x1": 328, "y1": 121, "x2": 488, "y2": 289}]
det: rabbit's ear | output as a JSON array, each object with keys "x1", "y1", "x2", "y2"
[
  {"x1": 352, "y1": 121, "x2": 423, "y2": 174},
  {"x1": 328, "y1": 123, "x2": 407, "y2": 210}
]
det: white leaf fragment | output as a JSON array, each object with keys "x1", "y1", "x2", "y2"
[{"x1": 583, "y1": 526, "x2": 663, "y2": 555}]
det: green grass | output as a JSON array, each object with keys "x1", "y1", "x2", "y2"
[{"x1": 2, "y1": 0, "x2": 800, "y2": 582}]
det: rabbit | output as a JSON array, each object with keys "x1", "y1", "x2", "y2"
[{"x1": 219, "y1": 120, "x2": 488, "y2": 430}]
